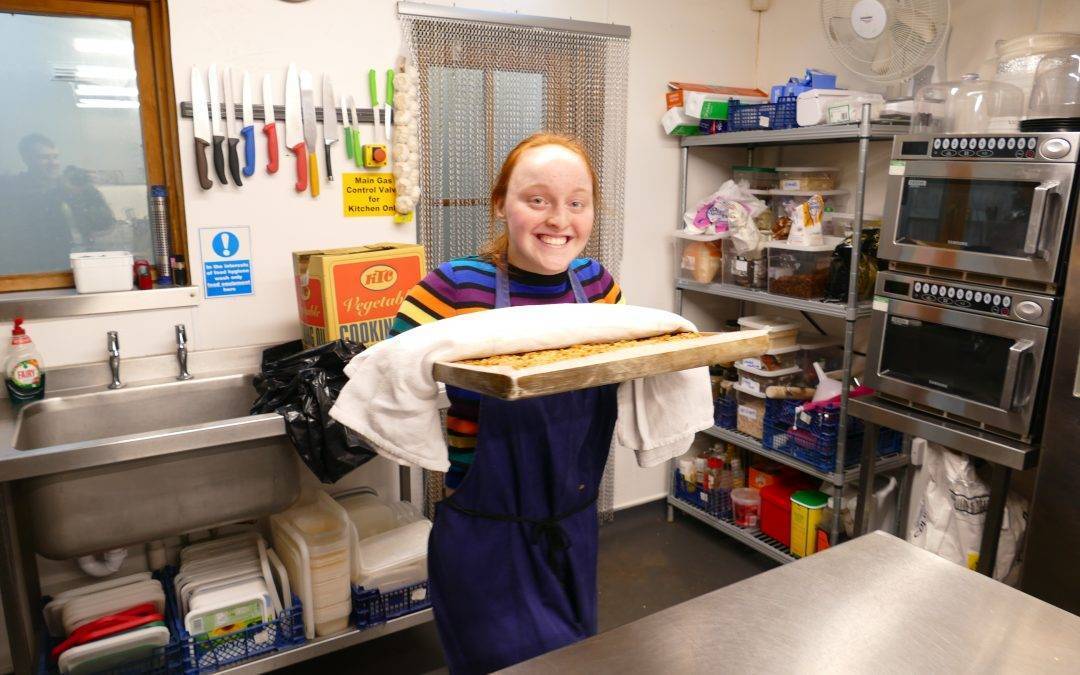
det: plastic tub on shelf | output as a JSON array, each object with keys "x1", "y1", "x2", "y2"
[
  {"x1": 797, "y1": 334, "x2": 844, "y2": 384},
  {"x1": 730, "y1": 487, "x2": 761, "y2": 528},
  {"x1": 735, "y1": 363, "x2": 801, "y2": 396},
  {"x1": 735, "y1": 343, "x2": 800, "y2": 372},
  {"x1": 770, "y1": 192, "x2": 848, "y2": 223},
  {"x1": 776, "y1": 167, "x2": 839, "y2": 191},
  {"x1": 821, "y1": 212, "x2": 882, "y2": 237},
  {"x1": 721, "y1": 239, "x2": 767, "y2": 290},
  {"x1": 767, "y1": 237, "x2": 842, "y2": 300},
  {"x1": 675, "y1": 234, "x2": 724, "y2": 284},
  {"x1": 70, "y1": 251, "x2": 134, "y2": 294},
  {"x1": 732, "y1": 166, "x2": 778, "y2": 190},
  {"x1": 734, "y1": 384, "x2": 766, "y2": 439},
  {"x1": 737, "y1": 315, "x2": 800, "y2": 347}
]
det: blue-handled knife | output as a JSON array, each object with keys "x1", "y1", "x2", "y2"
[{"x1": 241, "y1": 71, "x2": 255, "y2": 177}]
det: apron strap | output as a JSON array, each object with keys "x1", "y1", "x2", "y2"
[
  {"x1": 443, "y1": 493, "x2": 598, "y2": 574},
  {"x1": 494, "y1": 260, "x2": 589, "y2": 309}
]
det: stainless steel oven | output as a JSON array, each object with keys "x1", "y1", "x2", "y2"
[
  {"x1": 881, "y1": 132, "x2": 1079, "y2": 288},
  {"x1": 865, "y1": 271, "x2": 1055, "y2": 439}
]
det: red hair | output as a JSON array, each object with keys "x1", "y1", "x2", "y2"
[{"x1": 480, "y1": 133, "x2": 600, "y2": 268}]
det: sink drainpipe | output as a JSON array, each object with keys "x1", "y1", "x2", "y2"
[{"x1": 76, "y1": 548, "x2": 128, "y2": 577}]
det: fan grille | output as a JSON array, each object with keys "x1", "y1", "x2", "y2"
[{"x1": 821, "y1": 0, "x2": 950, "y2": 83}]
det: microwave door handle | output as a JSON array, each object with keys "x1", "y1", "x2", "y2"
[
  {"x1": 999, "y1": 339, "x2": 1035, "y2": 410},
  {"x1": 1023, "y1": 180, "x2": 1060, "y2": 255}
]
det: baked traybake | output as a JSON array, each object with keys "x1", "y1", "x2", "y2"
[{"x1": 459, "y1": 331, "x2": 703, "y2": 369}]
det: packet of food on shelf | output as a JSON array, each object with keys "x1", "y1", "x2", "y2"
[{"x1": 788, "y1": 194, "x2": 825, "y2": 247}]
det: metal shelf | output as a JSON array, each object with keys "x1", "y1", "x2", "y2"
[
  {"x1": 218, "y1": 609, "x2": 433, "y2": 673},
  {"x1": 676, "y1": 279, "x2": 872, "y2": 318},
  {"x1": 668, "y1": 495, "x2": 795, "y2": 565},
  {"x1": 681, "y1": 123, "x2": 909, "y2": 147},
  {"x1": 702, "y1": 426, "x2": 909, "y2": 485}
]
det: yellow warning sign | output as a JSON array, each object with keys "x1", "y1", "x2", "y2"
[{"x1": 342, "y1": 173, "x2": 396, "y2": 217}]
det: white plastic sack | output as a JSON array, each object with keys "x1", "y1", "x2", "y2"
[
  {"x1": 682, "y1": 179, "x2": 768, "y2": 251},
  {"x1": 907, "y1": 438, "x2": 1028, "y2": 584}
]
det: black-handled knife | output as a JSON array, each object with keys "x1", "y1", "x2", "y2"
[
  {"x1": 223, "y1": 66, "x2": 243, "y2": 187},
  {"x1": 208, "y1": 64, "x2": 228, "y2": 185},
  {"x1": 190, "y1": 66, "x2": 213, "y2": 189}
]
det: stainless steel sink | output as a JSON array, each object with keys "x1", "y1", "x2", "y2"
[{"x1": 4, "y1": 350, "x2": 301, "y2": 560}]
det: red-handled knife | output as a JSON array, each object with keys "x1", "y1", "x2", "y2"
[
  {"x1": 284, "y1": 64, "x2": 306, "y2": 192},
  {"x1": 262, "y1": 73, "x2": 279, "y2": 174}
]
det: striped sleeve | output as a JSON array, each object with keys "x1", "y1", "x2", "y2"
[
  {"x1": 576, "y1": 258, "x2": 624, "y2": 305},
  {"x1": 388, "y1": 263, "x2": 460, "y2": 337}
]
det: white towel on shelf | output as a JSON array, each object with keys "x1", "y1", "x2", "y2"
[{"x1": 329, "y1": 303, "x2": 715, "y2": 473}]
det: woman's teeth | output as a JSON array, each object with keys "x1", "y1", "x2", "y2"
[{"x1": 538, "y1": 234, "x2": 569, "y2": 247}]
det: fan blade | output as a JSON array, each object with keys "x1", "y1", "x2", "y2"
[{"x1": 872, "y1": 28, "x2": 896, "y2": 76}]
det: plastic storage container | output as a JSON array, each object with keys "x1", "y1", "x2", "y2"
[
  {"x1": 352, "y1": 520, "x2": 431, "y2": 593},
  {"x1": 737, "y1": 315, "x2": 800, "y2": 347},
  {"x1": 1028, "y1": 47, "x2": 1080, "y2": 120},
  {"x1": 734, "y1": 384, "x2": 766, "y2": 439},
  {"x1": 732, "y1": 166, "x2": 778, "y2": 190},
  {"x1": 760, "y1": 482, "x2": 805, "y2": 546},
  {"x1": 797, "y1": 334, "x2": 844, "y2": 384},
  {"x1": 70, "y1": 251, "x2": 134, "y2": 294},
  {"x1": 995, "y1": 33, "x2": 1080, "y2": 114},
  {"x1": 767, "y1": 238, "x2": 841, "y2": 300},
  {"x1": 776, "y1": 167, "x2": 838, "y2": 191},
  {"x1": 722, "y1": 239, "x2": 767, "y2": 290},
  {"x1": 735, "y1": 343, "x2": 800, "y2": 372},
  {"x1": 735, "y1": 363, "x2": 800, "y2": 396},
  {"x1": 675, "y1": 235, "x2": 724, "y2": 284},
  {"x1": 730, "y1": 487, "x2": 761, "y2": 528},
  {"x1": 821, "y1": 212, "x2": 882, "y2": 238},
  {"x1": 911, "y1": 74, "x2": 1025, "y2": 134}
]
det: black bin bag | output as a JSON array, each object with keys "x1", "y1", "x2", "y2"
[{"x1": 250, "y1": 339, "x2": 376, "y2": 483}]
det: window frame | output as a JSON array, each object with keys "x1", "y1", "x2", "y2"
[{"x1": 0, "y1": 0, "x2": 186, "y2": 293}]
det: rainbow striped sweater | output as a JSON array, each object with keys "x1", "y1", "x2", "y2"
[{"x1": 388, "y1": 256, "x2": 623, "y2": 488}]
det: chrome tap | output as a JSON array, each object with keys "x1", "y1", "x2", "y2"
[
  {"x1": 107, "y1": 331, "x2": 123, "y2": 389},
  {"x1": 175, "y1": 324, "x2": 193, "y2": 380}
]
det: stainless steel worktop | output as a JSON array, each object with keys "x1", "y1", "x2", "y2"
[{"x1": 505, "y1": 532, "x2": 1080, "y2": 674}]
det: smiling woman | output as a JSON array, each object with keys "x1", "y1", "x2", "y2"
[{"x1": 0, "y1": 0, "x2": 184, "y2": 292}]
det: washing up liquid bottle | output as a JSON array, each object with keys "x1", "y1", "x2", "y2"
[{"x1": 5, "y1": 317, "x2": 45, "y2": 404}]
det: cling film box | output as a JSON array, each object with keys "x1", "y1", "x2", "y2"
[{"x1": 293, "y1": 243, "x2": 425, "y2": 348}]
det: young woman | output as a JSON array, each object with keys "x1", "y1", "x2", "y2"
[{"x1": 389, "y1": 133, "x2": 623, "y2": 673}]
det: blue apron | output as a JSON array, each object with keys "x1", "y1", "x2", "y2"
[{"x1": 428, "y1": 264, "x2": 619, "y2": 674}]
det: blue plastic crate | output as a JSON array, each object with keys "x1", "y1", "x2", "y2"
[
  {"x1": 725, "y1": 96, "x2": 798, "y2": 132},
  {"x1": 352, "y1": 581, "x2": 431, "y2": 630},
  {"x1": 714, "y1": 396, "x2": 737, "y2": 429},
  {"x1": 766, "y1": 423, "x2": 902, "y2": 473},
  {"x1": 764, "y1": 398, "x2": 806, "y2": 429},
  {"x1": 673, "y1": 470, "x2": 732, "y2": 519}
]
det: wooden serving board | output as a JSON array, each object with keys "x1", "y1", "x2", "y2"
[{"x1": 432, "y1": 330, "x2": 770, "y2": 400}]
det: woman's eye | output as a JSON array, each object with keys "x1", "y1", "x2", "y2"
[
  {"x1": 570, "y1": 200, "x2": 584, "y2": 209},
  {"x1": 530, "y1": 196, "x2": 546, "y2": 205}
]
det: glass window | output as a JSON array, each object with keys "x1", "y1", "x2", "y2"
[{"x1": 0, "y1": 12, "x2": 151, "y2": 277}]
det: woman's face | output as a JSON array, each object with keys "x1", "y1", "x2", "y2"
[{"x1": 499, "y1": 144, "x2": 594, "y2": 275}]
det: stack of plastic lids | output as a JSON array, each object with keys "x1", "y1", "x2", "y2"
[
  {"x1": 352, "y1": 520, "x2": 432, "y2": 593},
  {"x1": 174, "y1": 531, "x2": 285, "y2": 640},
  {"x1": 337, "y1": 489, "x2": 425, "y2": 540},
  {"x1": 42, "y1": 573, "x2": 170, "y2": 674},
  {"x1": 271, "y1": 491, "x2": 352, "y2": 639}
]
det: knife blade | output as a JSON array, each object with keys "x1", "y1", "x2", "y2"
[
  {"x1": 262, "y1": 74, "x2": 279, "y2": 174},
  {"x1": 299, "y1": 69, "x2": 319, "y2": 197},
  {"x1": 368, "y1": 69, "x2": 381, "y2": 143},
  {"x1": 223, "y1": 67, "x2": 242, "y2": 186},
  {"x1": 241, "y1": 72, "x2": 255, "y2": 177},
  {"x1": 348, "y1": 95, "x2": 361, "y2": 168},
  {"x1": 321, "y1": 75, "x2": 339, "y2": 182},
  {"x1": 284, "y1": 64, "x2": 306, "y2": 192},
  {"x1": 341, "y1": 95, "x2": 353, "y2": 160},
  {"x1": 190, "y1": 66, "x2": 213, "y2": 190},
  {"x1": 384, "y1": 69, "x2": 394, "y2": 142},
  {"x1": 207, "y1": 64, "x2": 227, "y2": 184}
]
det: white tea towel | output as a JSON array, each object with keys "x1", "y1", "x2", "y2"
[{"x1": 329, "y1": 303, "x2": 716, "y2": 472}]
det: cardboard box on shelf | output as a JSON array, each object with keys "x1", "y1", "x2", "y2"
[
  {"x1": 665, "y1": 82, "x2": 769, "y2": 116},
  {"x1": 293, "y1": 243, "x2": 425, "y2": 348}
]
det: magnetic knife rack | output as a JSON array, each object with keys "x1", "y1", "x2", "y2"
[{"x1": 179, "y1": 102, "x2": 386, "y2": 125}]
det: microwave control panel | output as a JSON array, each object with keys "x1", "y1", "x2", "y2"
[
  {"x1": 930, "y1": 135, "x2": 1038, "y2": 159},
  {"x1": 910, "y1": 279, "x2": 1014, "y2": 315},
  {"x1": 881, "y1": 275, "x2": 1052, "y2": 325}
]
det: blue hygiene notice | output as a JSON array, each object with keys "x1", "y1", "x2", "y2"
[{"x1": 200, "y1": 226, "x2": 253, "y2": 298}]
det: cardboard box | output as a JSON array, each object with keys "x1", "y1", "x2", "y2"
[
  {"x1": 293, "y1": 243, "x2": 425, "y2": 348},
  {"x1": 666, "y1": 82, "x2": 769, "y2": 112}
]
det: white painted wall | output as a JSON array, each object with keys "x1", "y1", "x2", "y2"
[{"x1": 4, "y1": 2, "x2": 1080, "y2": 668}]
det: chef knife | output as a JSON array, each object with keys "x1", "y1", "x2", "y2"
[
  {"x1": 348, "y1": 95, "x2": 362, "y2": 168},
  {"x1": 241, "y1": 71, "x2": 255, "y2": 177},
  {"x1": 341, "y1": 95, "x2": 353, "y2": 160},
  {"x1": 223, "y1": 67, "x2": 242, "y2": 186},
  {"x1": 299, "y1": 69, "x2": 319, "y2": 197},
  {"x1": 207, "y1": 64, "x2": 227, "y2": 184},
  {"x1": 190, "y1": 66, "x2": 213, "y2": 190},
  {"x1": 368, "y1": 69, "x2": 381, "y2": 143},
  {"x1": 262, "y1": 74, "x2": 279, "y2": 174},
  {"x1": 284, "y1": 63, "x2": 306, "y2": 192},
  {"x1": 321, "y1": 75, "x2": 339, "y2": 182},
  {"x1": 384, "y1": 69, "x2": 394, "y2": 142}
]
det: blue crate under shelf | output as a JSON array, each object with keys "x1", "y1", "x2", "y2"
[{"x1": 352, "y1": 581, "x2": 431, "y2": 630}]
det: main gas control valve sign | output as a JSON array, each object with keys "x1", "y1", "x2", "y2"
[
  {"x1": 342, "y1": 173, "x2": 396, "y2": 217},
  {"x1": 200, "y1": 226, "x2": 253, "y2": 298}
]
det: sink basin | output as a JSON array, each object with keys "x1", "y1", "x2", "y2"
[
  {"x1": 14, "y1": 374, "x2": 258, "y2": 450},
  {"x1": 12, "y1": 372, "x2": 300, "y2": 559}
]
